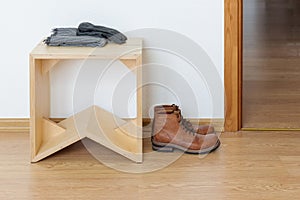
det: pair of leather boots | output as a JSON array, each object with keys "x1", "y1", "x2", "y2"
[{"x1": 152, "y1": 104, "x2": 220, "y2": 154}]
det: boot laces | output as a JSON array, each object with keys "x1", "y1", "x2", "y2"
[
  {"x1": 181, "y1": 117, "x2": 194, "y2": 130},
  {"x1": 174, "y1": 109, "x2": 196, "y2": 135},
  {"x1": 179, "y1": 116, "x2": 196, "y2": 136}
]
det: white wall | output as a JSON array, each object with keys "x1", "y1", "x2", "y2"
[{"x1": 0, "y1": 0, "x2": 224, "y2": 119}]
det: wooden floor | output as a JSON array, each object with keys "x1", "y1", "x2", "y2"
[
  {"x1": 1, "y1": 131, "x2": 300, "y2": 200},
  {"x1": 243, "y1": 0, "x2": 300, "y2": 128}
]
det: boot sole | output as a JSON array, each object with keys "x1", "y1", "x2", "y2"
[{"x1": 152, "y1": 139, "x2": 221, "y2": 154}]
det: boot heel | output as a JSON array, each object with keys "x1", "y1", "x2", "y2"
[{"x1": 152, "y1": 144, "x2": 174, "y2": 152}]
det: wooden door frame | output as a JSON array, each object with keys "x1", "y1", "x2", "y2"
[{"x1": 224, "y1": 0, "x2": 243, "y2": 132}]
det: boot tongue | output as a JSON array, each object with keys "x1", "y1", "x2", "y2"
[{"x1": 173, "y1": 110, "x2": 182, "y2": 122}]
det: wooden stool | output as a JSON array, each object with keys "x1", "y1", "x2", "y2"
[{"x1": 30, "y1": 38, "x2": 143, "y2": 163}]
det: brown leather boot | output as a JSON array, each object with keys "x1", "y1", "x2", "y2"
[
  {"x1": 154, "y1": 104, "x2": 215, "y2": 135},
  {"x1": 152, "y1": 110, "x2": 220, "y2": 154}
]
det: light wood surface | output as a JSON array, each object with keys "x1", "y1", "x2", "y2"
[
  {"x1": 1, "y1": 131, "x2": 299, "y2": 199},
  {"x1": 30, "y1": 39, "x2": 143, "y2": 163},
  {"x1": 31, "y1": 38, "x2": 142, "y2": 60},
  {"x1": 242, "y1": 0, "x2": 300, "y2": 129},
  {"x1": 224, "y1": 0, "x2": 243, "y2": 131},
  {"x1": 41, "y1": 59, "x2": 60, "y2": 74},
  {"x1": 30, "y1": 57, "x2": 50, "y2": 161}
]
